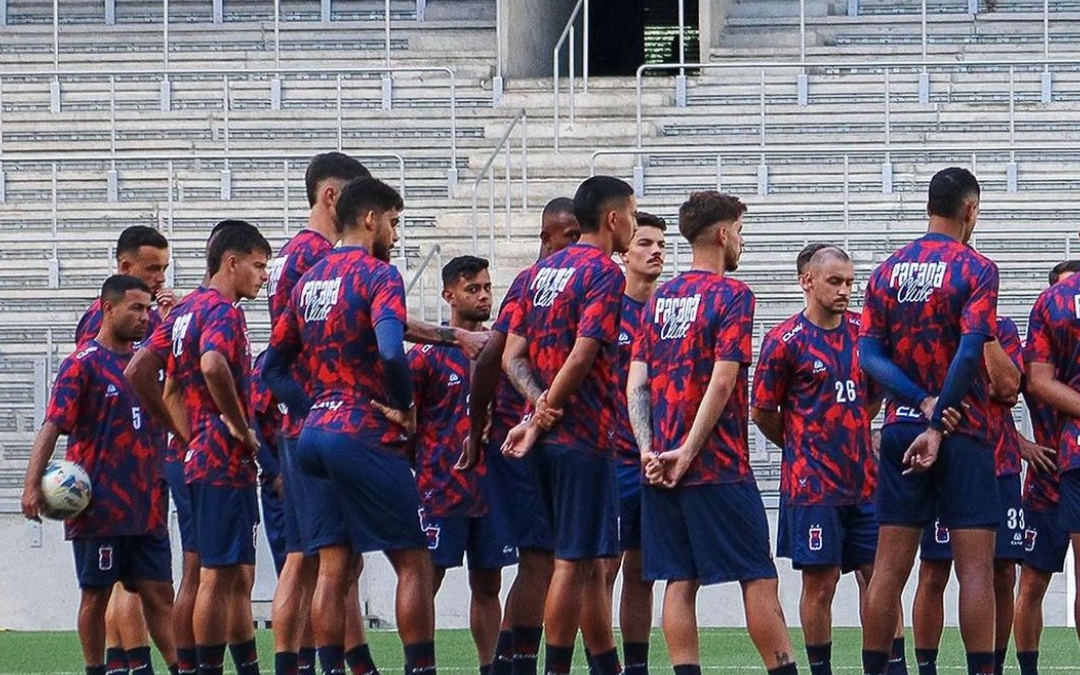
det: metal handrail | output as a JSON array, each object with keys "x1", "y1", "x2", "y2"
[
  {"x1": 552, "y1": 0, "x2": 589, "y2": 153},
  {"x1": 405, "y1": 244, "x2": 442, "y2": 296},
  {"x1": 470, "y1": 109, "x2": 528, "y2": 264},
  {"x1": 633, "y1": 56, "x2": 1077, "y2": 150}
]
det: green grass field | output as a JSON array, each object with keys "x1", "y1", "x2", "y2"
[{"x1": 1, "y1": 628, "x2": 1078, "y2": 674}]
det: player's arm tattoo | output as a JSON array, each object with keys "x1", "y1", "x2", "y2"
[
  {"x1": 404, "y1": 317, "x2": 457, "y2": 347},
  {"x1": 628, "y1": 381, "x2": 653, "y2": 456},
  {"x1": 506, "y1": 354, "x2": 545, "y2": 405}
]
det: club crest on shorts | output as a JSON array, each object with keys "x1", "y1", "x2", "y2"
[
  {"x1": 98, "y1": 545, "x2": 114, "y2": 571},
  {"x1": 808, "y1": 525, "x2": 823, "y2": 551},
  {"x1": 1024, "y1": 528, "x2": 1038, "y2": 553},
  {"x1": 418, "y1": 507, "x2": 440, "y2": 550},
  {"x1": 934, "y1": 520, "x2": 950, "y2": 544}
]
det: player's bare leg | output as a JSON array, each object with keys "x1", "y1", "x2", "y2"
[
  {"x1": 104, "y1": 584, "x2": 130, "y2": 671},
  {"x1": 133, "y1": 578, "x2": 179, "y2": 665},
  {"x1": 800, "y1": 566, "x2": 840, "y2": 647},
  {"x1": 227, "y1": 564, "x2": 257, "y2": 642},
  {"x1": 619, "y1": 550, "x2": 653, "y2": 675},
  {"x1": 1072, "y1": 534, "x2": 1080, "y2": 642},
  {"x1": 950, "y1": 529, "x2": 997, "y2": 654},
  {"x1": 864, "y1": 526, "x2": 922, "y2": 670},
  {"x1": 78, "y1": 586, "x2": 115, "y2": 669},
  {"x1": 174, "y1": 552, "x2": 201, "y2": 673},
  {"x1": 1013, "y1": 565, "x2": 1052, "y2": 653},
  {"x1": 580, "y1": 559, "x2": 617, "y2": 663},
  {"x1": 548, "y1": 559, "x2": 615, "y2": 650},
  {"x1": 992, "y1": 559, "x2": 1016, "y2": 666},
  {"x1": 193, "y1": 564, "x2": 245, "y2": 672},
  {"x1": 272, "y1": 553, "x2": 317, "y2": 653},
  {"x1": 856, "y1": 564, "x2": 907, "y2": 674},
  {"x1": 913, "y1": 558, "x2": 951, "y2": 672},
  {"x1": 661, "y1": 579, "x2": 700, "y2": 666},
  {"x1": 309, "y1": 545, "x2": 354, "y2": 671},
  {"x1": 385, "y1": 548, "x2": 437, "y2": 674},
  {"x1": 741, "y1": 577, "x2": 795, "y2": 670},
  {"x1": 468, "y1": 568, "x2": 504, "y2": 667},
  {"x1": 502, "y1": 548, "x2": 553, "y2": 675}
]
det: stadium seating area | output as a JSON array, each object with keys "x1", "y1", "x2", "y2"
[{"x1": 2, "y1": 0, "x2": 1080, "y2": 502}]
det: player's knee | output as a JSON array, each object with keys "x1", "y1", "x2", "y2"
[
  {"x1": 80, "y1": 587, "x2": 114, "y2": 617},
  {"x1": 802, "y1": 569, "x2": 840, "y2": 606},
  {"x1": 518, "y1": 549, "x2": 554, "y2": 583},
  {"x1": 468, "y1": 570, "x2": 502, "y2": 599}
]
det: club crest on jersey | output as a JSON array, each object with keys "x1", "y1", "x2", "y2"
[
  {"x1": 530, "y1": 268, "x2": 575, "y2": 307},
  {"x1": 300, "y1": 278, "x2": 343, "y2": 322},
  {"x1": 1024, "y1": 528, "x2": 1038, "y2": 552},
  {"x1": 890, "y1": 261, "x2": 947, "y2": 303},
  {"x1": 654, "y1": 294, "x2": 701, "y2": 340},
  {"x1": 934, "y1": 520, "x2": 950, "y2": 544},
  {"x1": 418, "y1": 507, "x2": 440, "y2": 550},
  {"x1": 808, "y1": 525, "x2": 823, "y2": 551},
  {"x1": 98, "y1": 545, "x2": 114, "y2": 571}
]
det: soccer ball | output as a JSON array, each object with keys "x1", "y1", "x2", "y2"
[{"x1": 40, "y1": 460, "x2": 92, "y2": 521}]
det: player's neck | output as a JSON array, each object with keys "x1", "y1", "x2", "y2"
[
  {"x1": 926, "y1": 217, "x2": 966, "y2": 241},
  {"x1": 339, "y1": 230, "x2": 374, "y2": 251},
  {"x1": 624, "y1": 273, "x2": 656, "y2": 303},
  {"x1": 94, "y1": 328, "x2": 132, "y2": 354},
  {"x1": 305, "y1": 211, "x2": 339, "y2": 245},
  {"x1": 802, "y1": 305, "x2": 843, "y2": 330},
  {"x1": 689, "y1": 249, "x2": 725, "y2": 276},
  {"x1": 208, "y1": 275, "x2": 240, "y2": 303},
  {"x1": 450, "y1": 314, "x2": 481, "y2": 332},
  {"x1": 578, "y1": 233, "x2": 613, "y2": 256}
]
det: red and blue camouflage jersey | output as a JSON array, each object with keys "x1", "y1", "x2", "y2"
[
  {"x1": 507, "y1": 243, "x2": 625, "y2": 456},
  {"x1": 266, "y1": 229, "x2": 334, "y2": 439},
  {"x1": 632, "y1": 270, "x2": 755, "y2": 486},
  {"x1": 752, "y1": 311, "x2": 876, "y2": 505},
  {"x1": 268, "y1": 246, "x2": 410, "y2": 448},
  {"x1": 252, "y1": 351, "x2": 283, "y2": 464},
  {"x1": 612, "y1": 295, "x2": 647, "y2": 466},
  {"x1": 145, "y1": 287, "x2": 257, "y2": 487},
  {"x1": 992, "y1": 317, "x2": 1023, "y2": 478},
  {"x1": 1024, "y1": 272, "x2": 1080, "y2": 473},
  {"x1": 488, "y1": 268, "x2": 530, "y2": 444},
  {"x1": 76, "y1": 298, "x2": 163, "y2": 348},
  {"x1": 1022, "y1": 390, "x2": 1059, "y2": 511},
  {"x1": 860, "y1": 233, "x2": 999, "y2": 443},
  {"x1": 146, "y1": 288, "x2": 201, "y2": 464},
  {"x1": 46, "y1": 341, "x2": 168, "y2": 540},
  {"x1": 409, "y1": 342, "x2": 484, "y2": 518}
]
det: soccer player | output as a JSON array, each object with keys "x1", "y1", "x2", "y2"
[
  {"x1": 75, "y1": 225, "x2": 176, "y2": 675},
  {"x1": 1023, "y1": 258, "x2": 1080, "y2": 652},
  {"x1": 500, "y1": 176, "x2": 637, "y2": 675},
  {"x1": 752, "y1": 244, "x2": 885, "y2": 675},
  {"x1": 1013, "y1": 260, "x2": 1080, "y2": 675},
  {"x1": 858, "y1": 167, "x2": 1008, "y2": 675},
  {"x1": 408, "y1": 255, "x2": 515, "y2": 674},
  {"x1": 581, "y1": 211, "x2": 666, "y2": 675},
  {"x1": 252, "y1": 351, "x2": 287, "y2": 576},
  {"x1": 262, "y1": 177, "x2": 437, "y2": 675},
  {"x1": 265, "y1": 151, "x2": 376, "y2": 675},
  {"x1": 910, "y1": 314, "x2": 1024, "y2": 675},
  {"x1": 462, "y1": 197, "x2": 580, "y2": 675},
  {"x1": 627, "y1": 190, "x2": 797, "y2": 675},
  {"x1": 131, "y1": 223, "x2": 272, "y2": 675},
  {"x1": 22, "y1": 274, "x2": 178, "y2": 675}
]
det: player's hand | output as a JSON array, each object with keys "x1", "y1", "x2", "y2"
[
  {"x1": 902, "y1": 427, "x2": 942, "y2": 475},
  {"x1": 220, "y1": 415, "x2": 260, "y2": 455},
  {"x1": 456, "y1": 435, "x2": 484, "y2": 472},
  {"x1": 271, "y1": 474, "x2": 285, "y2": 500},
  {"x1": 502, "y1": 417, "x2": 541, "y2": 459},
  {"x1": 20, "y1": 482, "x2": 44, "y2": 522},
  {"x1": 534, "y1": 392, "x2": 563, "y2": 431},
  {"x1": 1020, "y1": 437, "x2": 1057, "y2": 474},
  {"x1": 653, "y1": 445, "x2": 695, "y2": 488},
  {"x1": 155, "y1": 288, "x2": 179, "y2": 317},
  {"x1": 642, "y1": 452, "x2": 665, "y2": 485},
  {"x1": 456, "y1": 329, "x2": 491, "y2": 361},
  {"x1": 918, "y1": 396, "x2": 965, "y2": 435},
  {"x1": 371, "y1": 399, "x2": 417, "y2": 437}
]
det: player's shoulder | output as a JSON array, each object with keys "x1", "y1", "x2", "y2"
[
  {"x1": 70, "y1": 341, "x2": 102, "y2": 363},
  {"x1": 764, "y1": 313, "x2": 804, "y2": 343},
  {"x1": 844, "y1": 310, "x2": 863, "y2": 328}
]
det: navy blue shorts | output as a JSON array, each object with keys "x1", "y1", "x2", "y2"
[
  {"x1": 776, "y1": 501, "x2": 877, "y2": 572},
  {"x1": 532, "y1": 442, "x2": 619, "y2": 561},
  {"x1": 189, "y1": 483, "x2": 259, "y2": 567},
  {"x1": 1023, "y1": 508, "x2": 1070, "y2": 574},
  {"x1": 876, "y1": 425, "x2": 999, "y2": 529},
  {"x1": 642, "y1": 481, "x2": 778, "y2": 585},
  {"x1": 72, "y1": 535, "x2": 172, "y2": 590},
  {"x1": 164, "y1": 459, "x2": 196, "y2": 554},
  {"x1": 485, "y1": 437, "x2": 553, "y2": 551},
  {"x1": 281, "y1": 435, "x2": 348, "y2": 556},
  {"x1": 919, "y1": 474, "x2": 1024, "y2": 561},
  {"x1": 297, "y1": 428, "x2": 426, "y2": 554},
  {"x1": 616, "y1": 462, "x2": 643, "y2": 552},
  {"x1": 1059, "y1": 469, "x2": 1080, "y2": 534},
  {"x1": 423, "y1": 511, "x2": 517, "y2": 571}
]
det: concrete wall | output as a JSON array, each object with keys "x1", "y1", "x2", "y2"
[
  {"x1": 2, "y1": 508, "x2": 1073, "y2": 631},
  {"x1": 500, "y1": 0, "x2": 577, "y2": 78},
  {"x1": 698, "y1": 0, "x2": 735, "y2": 60}
]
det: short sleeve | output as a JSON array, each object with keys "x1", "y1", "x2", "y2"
[
  {"x1": 631, "y1": 298, "x2": 655, "y2": 363},
  {"x1": 74, "y1": 306, "x2": 100, "y2": 346},
  {"x1": 998, "y1": 318, "x2": 1024, "y2": 373},
  {"x1": 714, "y1": 285, "x2": 754, "y2": 364},
  {"x1": 859, "y1": 267, "x2": 888, "y2": 340},
  {"x1": 493, "y1": 271, "x2": 528, "y2": 335},
  {"x1": 268, "y1": 289, "x2": 302, "y2": 352},
  {"x1": 199, "y1": 303, "x2": 243, "y2": 363},
  {"x1": 45, "y1": 355, "x2": 87, "y2": 434},
  {"x1": 144, "y1": 313, "x2": 174, "y2": 361},
  {"x1": 1024, "y1": 292, "x2": 1055, "y2": 365},
  {"x1": 960, "y1": 258, "x2": 999, "y2": 337},
  {"x1": 752, "y1": 330, "x2": 789, "y2": 411},
  {"x1": 577, "y1": 261, "x2": 625, "y2": 343},
  {"x1": 371, "y1": 264, "x2": 408, "y2": 328},
  {"x1": 507, "y1": 285, "x2": 530, "y2": 338}
]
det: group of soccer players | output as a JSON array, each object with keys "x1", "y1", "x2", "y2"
[{"x1": 17, "y1": 154, "x2": 1080, "y2": 675}]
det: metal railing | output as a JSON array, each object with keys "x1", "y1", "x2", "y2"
[
  {"x1": 2, "y1": 65, "x2": 458, "y2": 196},
  {"x1": 632, "y1": 56, "x2": 1075, "y2": 151},
  {"x1": 405, "y1": 244, "x2": 444, "y2": 325},
  {"x1": 471, "y1": 110, "x2": 528, "y2": 265},
  {"x1": 552, "y1": 0, "x2": 588, "y2": 153}
]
